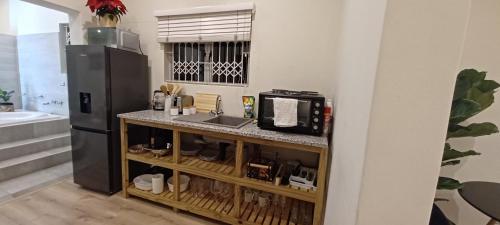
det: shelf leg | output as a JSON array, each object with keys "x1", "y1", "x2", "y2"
[
  {"x1": 234, "y1": 140, "x2": 244, "y2": 177},
  {"x1": 174, "y1": 170, "x2": 180, "y2": 201},
  {"x1": 234, "y1": 185, "x2": 242, "y2": 218},
  {"x1": 120, "y1": 118, "x2": 129, "y2": 198},
  {"x1": 313, "y1": 148, "x2": 328, "y2": 225},
  {"x1": 173, "y1": 130, "x2": 181, "y2": 163}
]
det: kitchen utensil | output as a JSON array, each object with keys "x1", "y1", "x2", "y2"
[
  {"x1": 199, "y1": 149, "x2": 219, "y2": 161},
  {"x1": 160, "y1": 84, "x2": 169, "y2": 95},
  {"x1": 244, "y1": 189, "x2": 254, "y2": 203},
  {"x1": 191, "y1": 176, "x2": 201, "y2": 197},
  {"x1": 211, "y1": 180, "x2": 224, "y2": 202},
  {"x1": 164, "y1": 95, "x2": 173, "y2": 112},
  {"x1": 194, "y1": 93, "x2": 220, "y2": 113},
  {"x1": 152, "y1": 90, "x2": 166, "y2": 111},
  {"x1": 175, "y1": 85, "x2": 183, "y2": 95},
  {"x1": 128, "y1": 144, "x2": 147, "y2": 154},
  {"x1": 145, "y1": 143, "x2": 172, "y2": 158},
  {"x1": 258, "y1": 192, "x2": 271, "y2": 208},
  {"x1": 167, "y1": 175, "x2": 190, "y2": 192},
  {"x1": 150, "y1": 148, "x2": 170, "y2": 158},
  {"x1": 181, "y1": 145, "x2": 201, "y2": 156},
  {"x1": 220, "y1": 183, "x2": 233, "y2": 200},
  {"x1": 151, "y1": 174, "x2": 164, "y2": 194},
  {"x1": 161, "y1": 83, "x2": 174, "y2": 95},
  {"x1": 170, "y1": 108, "x2": 179, "y2": 116},
  {"x1": 172, "y1": 84, "x2": 182, "y2": 95},
  {"x1": 133, "y1": 174, "x2": 153, "y2": 191}
]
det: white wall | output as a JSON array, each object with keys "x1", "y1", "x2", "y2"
[
  {"x1": 12, "y1": 0, "x2": 68, "y2": 35},
  {"x1": 324, "y1": 0, "x2": 387, "y2": 224},
  {"x1": 326, "y1": 0, "x2": 472, "y2": 225},
  {"x1": 0, "y1": 0, "x2": 16, "y2": 35},
  {"x1": 17, "y1": 1, "x2": 494, "y2": 225},
  {"x1": 116, "y1": 0, "x2": 339, "y2": 116},
  {"x1": 438, "y1": 0, "x2": 500, "y2": 224},
  {"x1": 38, "y1": 0, "x2": 340, "y2": 116}
]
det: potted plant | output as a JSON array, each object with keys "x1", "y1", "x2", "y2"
[
  {"x1": 430, "y1": 69, "x2": 499, "y2": 225},
  {"x1": 0, "y1": 88, "x2": 15, "y2": 112},
  {"x1": 86, "y1": 0, "x2": 127, "y2": 27}
]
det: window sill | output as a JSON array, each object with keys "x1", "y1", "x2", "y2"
[{"x1": 165, "y1": 80, "x2": 249, "y2": 87}]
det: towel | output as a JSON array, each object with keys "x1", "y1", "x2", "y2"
[{"x1": 273, "y1": 98, "x2": 298, "y2": 127}]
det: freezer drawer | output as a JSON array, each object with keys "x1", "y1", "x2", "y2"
[{"x1": 71, "y1": 128, "x2": 115, "y2": 194}]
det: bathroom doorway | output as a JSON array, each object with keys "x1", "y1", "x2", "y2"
[{"x1": 12, "y1": 0, "x2": 71, "y2": 115}]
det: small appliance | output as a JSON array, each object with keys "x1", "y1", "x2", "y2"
[
  {"x1": 87, "y1": 27, "x2": 140, "y2": 53},
  {"x1": 258, "y1": 89, "x2": 325, "y2": 136},
  {"x1": 152, "y1": 90, "x2": 166, "y2": 111}
]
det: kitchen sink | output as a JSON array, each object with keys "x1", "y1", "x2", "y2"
[
  {"x1": 203, "y1": 115, "x2": 252, "y2": 128},
  {"x1": 174, "y1": 114, "x2": 252, "y2": 129}
]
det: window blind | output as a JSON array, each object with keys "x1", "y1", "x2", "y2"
[{"x1": 154, "y1": 3, "x2": 254, "y2": 43}]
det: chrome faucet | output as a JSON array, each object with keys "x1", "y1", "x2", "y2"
[
  {"x1": 209, "y1": 97, "x2": 223, "y2": 116},
  {"x1": 209, "y1": 109, "x2": 224, "y2": 116}
]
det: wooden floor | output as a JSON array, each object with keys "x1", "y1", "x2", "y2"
[{"x1": 0, "y1": 179, "x2": 221, "y2": 225}]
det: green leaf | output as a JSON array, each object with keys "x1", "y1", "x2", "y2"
[
  {"x1": 467, "y1": 87, "x2": 495, "y2": 111},
  {"x1": 477, "y1": 80, "x2": 500, "y2": 93},
  {"x1": 449, "y1": 99, "x2": 482, "y2": 124},
  {"x1": 453, "y1": 69, "x2": 482, "y2": 100},
  {"x1": 442, "y1": 160, "x2": 461, "y2": 167},
  {"x1": 443, "y1": 144, "x2": 480, "y2": 161},
  {"x1": 437, "y1": 177, "x2": 463, "y2": 190},
  {"x1": 447, "y1": 122, "x2": 499, "y2": 139}
]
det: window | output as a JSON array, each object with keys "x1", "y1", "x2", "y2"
[
  {"x1": 166, "y1": 41, "x2": 250, "y2": 85},
  {"x1": 155, "y1": 3, "x2": 254, "y2": 85}
]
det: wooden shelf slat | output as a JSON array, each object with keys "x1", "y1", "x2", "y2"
[
  {"x1": 121, "y1": 117, "x2": 327, "y2": 225},
  {"x1": 128, "y1": 183, "x2": 313, "y2": 225},
  {"x1": 126, "y1": 152, "x2": 316, "y2": 203}
]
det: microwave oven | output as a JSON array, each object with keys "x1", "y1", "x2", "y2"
[
  {"x1": 87, "y1": 27, "x2": 140, "y2": 53},
  {"x1": 258, "y1": 89, "x2": 325, "y2": 136}
]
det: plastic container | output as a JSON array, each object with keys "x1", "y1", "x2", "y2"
[
  {"x1": 167, "y1": 175, "x2": 190, "y2": 192},
  {"x1": 170, "y1": 108, "x2": 179, "y2": 116},
  {"x1": 133, "y1": 174, "x2": 153, "y2": 191}
]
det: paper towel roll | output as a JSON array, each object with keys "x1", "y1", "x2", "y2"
[{"x1": 152, "y1": 174, "x2": 164, "y2": 194}]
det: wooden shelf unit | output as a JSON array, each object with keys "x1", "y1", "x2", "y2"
[{"x1": 120, "y1": 118, "x2": 329, "y2": 225}]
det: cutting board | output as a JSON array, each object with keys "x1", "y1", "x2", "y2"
[{"x1": 194, "y1": 93, "x2": 220, "y2": 113}]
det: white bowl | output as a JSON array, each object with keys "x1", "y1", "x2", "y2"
[
  {"x1": 133, "y1": 174, "x2": 153, "y2": 191},
  {"x1": 167, "y1": 175, "x2": 190, "y2": 192}
]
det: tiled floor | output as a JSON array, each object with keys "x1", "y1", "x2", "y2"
[{"x1": 0, "y1": 162, "x2": 72, "y2": 203}]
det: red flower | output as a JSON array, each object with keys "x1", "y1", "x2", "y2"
[{"x1": 86, "y1": 0, "x2": 127, "y2": 16}]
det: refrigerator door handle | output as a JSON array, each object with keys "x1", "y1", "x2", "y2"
[{"x1": 71, "y1": 126, "x2": 111, "y2": 134}]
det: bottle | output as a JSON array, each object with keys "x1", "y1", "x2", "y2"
[
  {"x1": 323, "y1": 99, "x2": 333, "y2": 134},
  {"x1": 176, "y1": 96, "x2": 183, "y2": 114}
]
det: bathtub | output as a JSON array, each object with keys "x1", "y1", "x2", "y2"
[{"x1": 0, "y1": 111, "x2": 62, "y2": 127}]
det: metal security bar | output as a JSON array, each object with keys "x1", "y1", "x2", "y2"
[{"x1": 171, "y1": 41, "x2": 250, "y2": 85}]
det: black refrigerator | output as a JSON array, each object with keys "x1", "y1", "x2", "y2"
[{"x1": 67, "y1": 45, "x2": 148, "y2": 194}]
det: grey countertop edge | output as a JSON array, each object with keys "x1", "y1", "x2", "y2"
[{"x1": 118, "y1": 111, "x2": 329, "y2": 149}]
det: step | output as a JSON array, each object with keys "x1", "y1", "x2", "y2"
[
  {"x1": 0, "y1": 146, "x2": 72, "y2": 182},
  {"x1": 0, "y1": 118, "x2": 69, "y2": 145},
  {"x1": 0, "y1": 133, "x2": 71, "y2": 162},
  {"x1": 0, "y1": 162, "x2": 73, "y2": 203}
]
